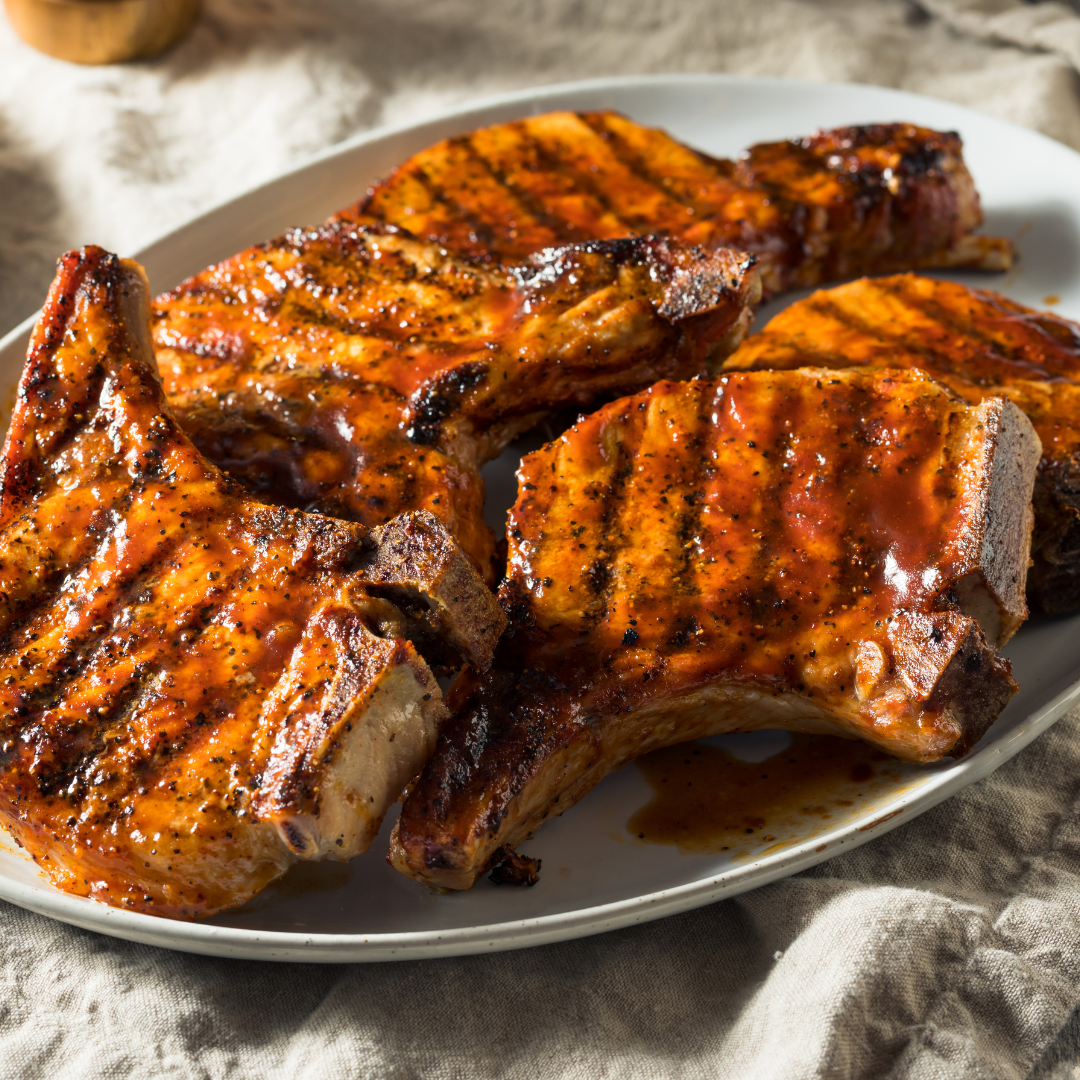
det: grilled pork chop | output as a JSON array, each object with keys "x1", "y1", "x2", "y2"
[
  {"x1": 153, "y1": 225, "x2": 760, "y2": 583},
  {"x1": 340, "y1": 111, "x2": 1011, "y2": 297},
  {"x1": 725, "y1": 274, "x2": 1080, "y2": 613},
  {"x1": 390, "y1": 368, "x2": 1040, "y2": 889},
  {"x1": 0, "y1": 247, "x2": 503, "y2": 918}
]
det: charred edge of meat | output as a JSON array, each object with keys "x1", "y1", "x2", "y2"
[
  {"x1": 352, "y1": 511, "x2": 507, "y2": 671},
  {"x1": 406, "y1": 362, "x2": 488, "y2": 445},
  {"x1": 394, "y1": 664, "x2": 577, "y2": 867},
  {"x1": 487, "y1": 846, "x2": 541, "y2": 886},
  {"x1": 1029, "y1": 456, "x2": 1080, "y2": 614},
  {"x1": 812, "y1": 124, "x2": 957, "y2": 181},
  {"x1": 2, "y1": 255, "x2": 115, "y2": 516},
  {"x1": 646, "y1": 245, "x2": 759, "y2": 324},
  {"x1": 939, "y1": 647, "x2": 1016, "y2": 758},
  {"x1": 512, "y1": 236, "x2": 758, "y2": 323},
  {"x1": 887, "y1": 610, "x2": 1017, "y2": 756}
]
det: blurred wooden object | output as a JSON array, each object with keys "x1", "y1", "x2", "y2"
[{"x1": 4, "y1": 0, "x2": 200, "y2": 63}]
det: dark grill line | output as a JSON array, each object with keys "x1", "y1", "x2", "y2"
[
  {"x1": 531, "y1": 123, "x2": 693, "y2": 234},
  {"x1": 439, "y1": 135, "x2": 551, "y2": 241},
  {"x1": 585, "y1": 414, "x2": 641, "y2": 636},
  {"x1": 880, "y1": 279, "x2": 1067, "y2": 372},
  {"x1": 577, "y1": 114, "x2": 705, "y2": 216},
  {"x1": 274, "y1": 299, "x2": 498, "y2": 353},
  {"x1": 408, "y1": 165, "x2": 506, "y2": 255},
  {"x1": 672, "y1": 387, "x2": 713, "y2": 600},
  {"x1": 762, "y1": 336, "x2": 860, "y2": 369},
  {"x1": 3, "y1": 360, "x2": 110, "y2": 506},
  {"x1": 511, "y1": 126, "x2": 633, "y2": 231},
  {"x1": 460, "y1": 132, "x2": 590, "y2": 244},
  {"x1": 803, "y1": 295, "x2": 963, "y2": 370},
  {"x1": 0, "y1": 474, "x2": 141, "y2": 653},
  {"x1": 32, "y1": 671, "x2": 156, "y2": 800},
  {"x1": 11, "y1": 505, "x2": 210, "y2": 713}
]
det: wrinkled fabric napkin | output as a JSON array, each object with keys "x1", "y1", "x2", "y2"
[{"x1": 4, "y1": 1, "x2": 1080, "y2": 1077}]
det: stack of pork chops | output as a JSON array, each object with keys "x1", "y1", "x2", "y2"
[{"x1": 0, "y1": 113, "x2": 1062, "y2": 915}]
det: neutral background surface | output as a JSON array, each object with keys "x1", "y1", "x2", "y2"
[{"x1": 4, "y1": 1, "x2": 1080, "y2": 1077}]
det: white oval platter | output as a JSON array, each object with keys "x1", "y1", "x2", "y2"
[{"x1": 1, "y1": 74, "x2": 1079, "y2": 962}]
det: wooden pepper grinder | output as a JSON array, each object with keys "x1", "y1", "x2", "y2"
[{"x1": 4, "y1": 0, "x2": 200, "y2": 64}]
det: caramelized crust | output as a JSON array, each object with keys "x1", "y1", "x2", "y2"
[
  {"x1": 391, "y1": 369, "x2": 1039, "y2": 889},
  {"x1": 0, "y1": 247, "x2": 502, "y2": 917},
  {"x1": 341, "y1": 111, "x2": 1010, "y2": 297},
  {"x1": 726, "y1": 274, "x2": 1080, "y2": 612},
  {"x1": 153, "y1": 225, "x2": 760, "y2": 582}
]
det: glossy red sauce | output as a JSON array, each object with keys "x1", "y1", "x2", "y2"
[{"x1": 508, "y1": 370, "x2": 978, "y2": 715}]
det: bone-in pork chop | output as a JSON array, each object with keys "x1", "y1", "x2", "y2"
[
  {"x1": 724, "y1": 274, "x2": 1080, "y2": 613},
  {"x1": 339, "y1": 111, "x2": 1011, "y2": 296},
  {"x1": 152, "y1": 224, "x2": 760, "y2": 581},
  {"x1": 390, "y1": 369, "x2": 1039, "y2": 889},
  {"x1": 0, "y1": 247, "x2": 502, "y2": 918}
]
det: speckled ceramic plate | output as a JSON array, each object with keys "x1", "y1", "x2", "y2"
[{"x1": 1, "y1": 74, "x2": 1079, "y2": 962}]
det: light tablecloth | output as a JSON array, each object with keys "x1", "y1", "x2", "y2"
[{"x1": 3, "y1": 1, "x2": 1080, "y2": 1076}]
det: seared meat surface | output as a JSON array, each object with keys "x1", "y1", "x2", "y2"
[
  {"x1": 0, "y1": 247, "x2": 502, "y2": 917},
  {"x1": 391, "y1": 369, "x2": 1040, "y2": 889},
  {"x1": 152, "y1": 113, "x2": 1004, "y2": 591},
  {"x1": 726, "y1": 274, "x2": 1080, "y2": 613},
  {"x1": 153, "y1": 225, "x2": 760, "y2": 582},
  {"x1": 341, "y1": 111, "x2": 1011, "y2": 297}
]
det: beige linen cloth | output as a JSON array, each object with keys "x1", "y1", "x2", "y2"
[{"x1": 4, "y1": 1, "x2": 1080, "y2": 1076}]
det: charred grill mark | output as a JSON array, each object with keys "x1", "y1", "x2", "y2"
[
  {"x1": 803, "y1": 294, "x2": 945, "y2": 365},
  {"x1": 408, "y1": 164, "x2": 500, "y2": 253},
  {"x1": 811, "y1": 281, "x2": 1063, "y2": 379},
  {"x1": 162, "y1": 238, "x2": 506, "y2": 361},
  {"x1": 0, "y1": 541, "x2": 75, "y2": 641},
  {"x1": 26, "y1": 669, "x2": 154, "y2": 802},
  {"x1": 443, "y1": 135, "x2": 551, "y2": 238},
  {"x1": 741, "y1": 329, "x2": 856, "y2": 369},
  {"x1": 840, "y1": 126, "x2": 949, "y2": 183},
  {"x1": 273, "y1": 304, "x2": 496, "y2": 352},
  {"x1": 884, "y1": 280, "x2": 1080, "y2": 376},
  {"x1": 586, "y1": 558, "x2": 609, "y2": 594},
  {"x1": 577, "y1": 113, "x2": 703, "y2": 214},
  {"x1": 406, "y1": 362, "x2": 488, "y2": 445},
  {"x1": 2, "y1": 362, "x2": 110, "y2": 513},
  {"x1": 514, "y1": 125, "x2": 632, "y2": 230},
  {"x1": 531, "y1": 120, "x2": 702, "y2": 236},
  {"x1": 5, "y1": 519, "x2": 220, "y2": 718},
  {"x1": 739, "y1": 585, "x2": 790, "y2": 634},
  {"x1": 666, "y1": 613, "x2": 701, "y2": 650},
  {"x1": 653, "y1": 390, "x2": 721, "y2": 654},
  {"x1": 588, "y1": 430, "x2": 633, "y2": 633},
  {"x1": 0, "y1": 479, "x2": 142, "y2": 646},
  {"x1": 10, "y1": 508, "x2": 276, "y2": 811},
  {"x1": 674, "y1": 412, "x2": 712, "y2": 594},
  {"x1": 460, "y1": 132, "x2": 591, "y2": 243}
]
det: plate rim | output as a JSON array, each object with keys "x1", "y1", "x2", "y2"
[{"x1": 1, "y1": 71, "x2": 1079, "y2": 962}]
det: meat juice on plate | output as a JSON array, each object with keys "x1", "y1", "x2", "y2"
[{"x1": 629, "y1": 733, "x2": 908, "y2": 855}]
